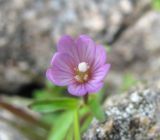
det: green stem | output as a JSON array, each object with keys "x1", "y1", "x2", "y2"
[
  {"x1": 74, "y1": 110, "x2": 81, "y2": 140},
  {"x1": 83, "y1": 93, "x2": 88, "y2": 105}
]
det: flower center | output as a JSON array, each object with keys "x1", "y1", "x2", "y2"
[
  {"x1": 74, "y1": 62, "x2": 90, "y2": 83},
  {"x1": 78, "y1": 62, "x2": 89, "y2": 72}
]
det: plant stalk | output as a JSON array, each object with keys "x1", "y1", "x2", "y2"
[
  {"x1": 83, "y1": 93, "x2": 88, "y2": 105},
  {"x1": 74, "y1": 109, "x2": 81, "y2": 140}
]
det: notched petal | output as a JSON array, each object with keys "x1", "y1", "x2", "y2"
[
  {"x1": 91, "y1": 64, "x2": 111, "y2": 82},
  {"x1": 86, "y1": 82, "x2": 104, "y2": 93},
  {"x1": 46, "y1": 53, "x2": 75, "y2": 86},
  {"x1": 93, "y1": 45, "x2": 107, "y2": 70},
  {"x1": 68, "y1": 83, "x2": 87, "y2": 96},
  {"x1": 75, "y1": 35, "x2": 96, "y2": 64}
]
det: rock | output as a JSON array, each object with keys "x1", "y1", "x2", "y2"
[
  {"x1": 0, "y1": 95, "x2": 48, "y2": 140},
  {"x1": 107, "y1": 11, "x2": 160, "y2": 94},
  {"x1": 0, "y1": 0, "x2": 151, "y2": 94},
  {"x1": 109, "y1": 11, "x2": 160, "y2": 74},
  {"x1": 0, "y1": 111, "x2": 29, "y2": 140},
  {"x1": 83, "y1": 87, "x2": 160, "y2": 140}
]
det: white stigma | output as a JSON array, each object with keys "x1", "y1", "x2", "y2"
[{"x1": 78, "y1": 62, "x2": 89, "y2": 72}]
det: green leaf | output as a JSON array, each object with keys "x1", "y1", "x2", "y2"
[
  {"x1": 79, "y1": 106, "x2": 93, "y2": 133},
  {"x1": 41, "y1": 112, "x2": 60, "y2": 125},
  {"x1": 152, "y1": 0, "x2": 160, "y2": 11},
  {"x1": 48, "y1": 111, "x2": 74, "y2": 140},
  {"x1": 66, "y1": 126, "x2": 73, "y2": 140},
  {"x1": 29, "y1": 98, "x2": 79, "y2": 113},
  {"x1": 33, "y1": 90, "x2": 50, "y2": 100},
  {"x1": 33, "y1": 86, "x2": 66, "y2": 100},
  {"x1": 105, "y1": 44, "x2": 111, "y2": 52},
  {"x1": 81, "y1": 115, "x2": 92, "y2": 133},
  {"x1": 73, "y1": 110, "x2": 81, "y2": 140},
  {"x1": 88, "y1": 94, "x2": 105, "y2": 121},
  {"x1": 121, "y1": 73, "x2": 137, "y2": 91}
]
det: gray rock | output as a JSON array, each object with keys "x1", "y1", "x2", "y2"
[
  {"x1": 109, "y1": 11, "x2": 160, "y2": 74},
  {"x1": 0, "y1": 115, "x2": 29, "y2": 140},
  {"x1": 0, "y1": 0, "x2": 151, "y2": 94},
  {"x1": 107, "y1": 11, "x2": 160, "y2": 94},
  {"x1": 0, "y1": 96, "x2": 48, "y2": 140},
  {"x1": 83, "y1": 87, "x2": 160, "y2": 140}
]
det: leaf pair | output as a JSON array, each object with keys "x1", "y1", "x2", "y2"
[
  {"x1": 30, "y1": 97, "x2": 80, "y2": 140},
  {"x1": 29, "y1": 98, "x2": 79, "y2": 113}
]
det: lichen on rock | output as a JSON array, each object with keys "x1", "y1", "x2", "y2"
[{"x1": 83, "y1": 88, "x2": 160, "y2": 140}]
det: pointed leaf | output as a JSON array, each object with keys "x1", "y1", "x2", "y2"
[
  {"x1": 48, "y1": 111, "x2": 74, "y2": 140},
  {"x1": 79, "y1": 106, "x2": 93, "y2": 133},
  {"x1": 29, "y1": 98, "x2": 79, "y2": 113},
  {"x1": 88, "y1": 94, "x2": 105, "y2": 121}
]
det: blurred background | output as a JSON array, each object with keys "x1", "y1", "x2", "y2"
[{"x1": 0, "y1": 0, "x2": 160, "y2": 139}]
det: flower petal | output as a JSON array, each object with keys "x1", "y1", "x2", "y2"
[
  {"x1": 57, "y1": 35, "x2": 80, "y2": 63},
  {"x1": 46, "y1": 69, "x2": 73, "y2": 86},
  {"x1": 75, "y1": 35, "x2": 96, "y2": 65},
  {"x1": 46, "y1": 53, "x2": 75, "y2": 86},
  {"x1": 68, "y1": 83, "x2": 87, "y2": 96},
  {"x1": 91, "y1": 64, "x2": 111, "y2": 83},
  {"x1": 50, "y1": 52, "x2": 59, "y2": 65},
  {"x1": 86, "y1": 81, "x2": 104, "y2": 93},
  {"x1": 93, "y1": 45, "x2": 107, "y2": 70}
]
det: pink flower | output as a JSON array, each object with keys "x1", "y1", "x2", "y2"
[{"x1": 46, "y1": 35, "x2": 110, "y2": 96}]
